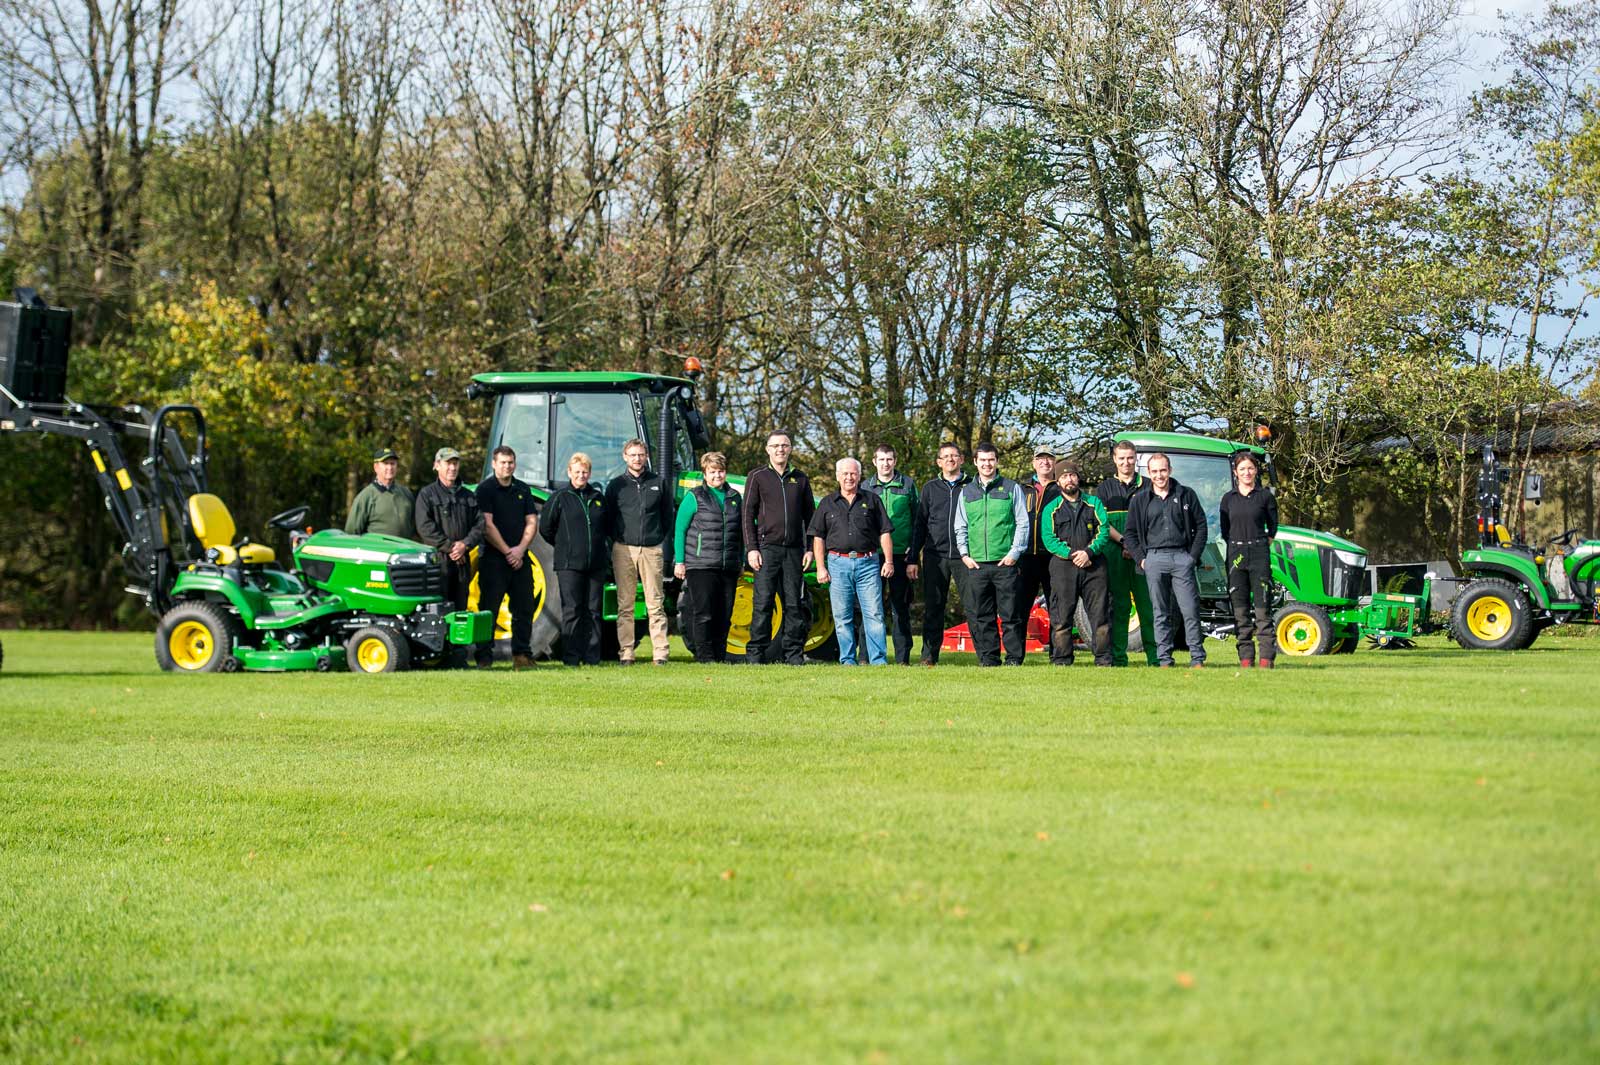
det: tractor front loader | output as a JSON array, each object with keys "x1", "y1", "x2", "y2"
[{"x1": 1, "y1": 296, "x2": 490, "y2": 673}]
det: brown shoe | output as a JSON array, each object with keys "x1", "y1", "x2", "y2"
[
  {"x1": 1190, "y1": 662, "x2": 1205, "y2": 670},
  {"x1": 512, "y1": 654, "x2": 534, "y2": 671}
]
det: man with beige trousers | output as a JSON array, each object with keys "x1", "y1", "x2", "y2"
[{"x1": 604, "y1": 439, "x2": 675, "y2": 664}]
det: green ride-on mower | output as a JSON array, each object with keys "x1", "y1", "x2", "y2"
[
  {"x1": 1115, "y1": 430, "x2": 1428, "y2": 657},
  {"x1": 1, "y1": 295, "x2": 490, "y2": 673},
  {"x1": 1450, "y1": 445, "x2": 1600, "y2": 650}
]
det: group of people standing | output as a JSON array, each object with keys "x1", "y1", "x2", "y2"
[{"x1": 343, "y1": 431, "x2": 1282, "y2": 670}]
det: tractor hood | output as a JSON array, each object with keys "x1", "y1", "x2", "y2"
[
  {"x1": 292, "y1": 530, "x2": 444, "y2": 609},
  {"x1": 1275, "y1": 525, "x2": 1365, "y2": 556}
]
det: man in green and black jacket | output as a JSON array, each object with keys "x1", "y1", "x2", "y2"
[
  {"x1": 1040, "y1": 461, "x2": 1111, "y2": 666},
  {"x1": 953, "y1": 442, "x2": 1031, "y2": 667},
  {"x1": 863, "y1": 444, "x2": 922, "y2": 665},
  {"x1": 1017, "y1": 449, "x2": 1058, "y2": 634},
  {"x1": 1096, "y1": 440, "x2": 1159, "y2": 666}
]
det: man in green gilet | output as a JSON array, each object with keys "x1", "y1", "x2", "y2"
[{"x1": 863, "y1": 444, "x2": 922, "y2": 665}]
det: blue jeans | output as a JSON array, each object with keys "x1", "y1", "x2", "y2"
[
  {"x1": 1142, "y1": 549, "x2": 1206, "y2": 666},
  {"x1": 826, "y1": 554, "x2": 888, "y2": 665}
]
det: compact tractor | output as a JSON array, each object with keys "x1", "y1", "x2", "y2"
[
  {"x1": 0, "y1": 296, "x2": 490, "y2": 673},
  {"x1": 1450, "y1": 445, "x2": 1600, "y2": 649},
  {"x1": 466, "y1": 367, "x2": 837, "y2": 660},
  {"x1": 1114, "y1": 431, "x2": 1428, "y2": 656}
]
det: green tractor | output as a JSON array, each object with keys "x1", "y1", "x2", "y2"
[
  {"x1": 466, "y1": 368, "x2": 837, "y2": 660},
  {"x1": 1450, "y1": 445, "x2": 1600, "y2": 650},
  {"x1": 1114, "y1": 431, "x2": 1427, "y2": 657},
  {"x1": 0, "y1": 296, "x2": 491, "y2": 673}
]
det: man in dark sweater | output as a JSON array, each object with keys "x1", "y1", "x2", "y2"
[
  {"x1": 742, "y1": 431, "x2": 815, "y2": 665},
  {"x1": 1124, "y1": 453, "x2": 1209, "y2": 668},
  {"x1": 346, "y1": 446, "x2": 417, "y2": 540},
  {"x1": 916, "y1": 442, "x2": 971, "y2": 665},
  {"x1": 605, "y1": 438, "x2": 674, "y2": 665},
  {"x1": 1219, "y1": 451, "x2": 1281, "y2": 668}
]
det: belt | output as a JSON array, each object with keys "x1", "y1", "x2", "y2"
[
  {"x1": 828, "y1": 550, "x2": 878, "y2": 558},
  {"x1": 1228, "y1": 539, "x2": 1268, "y2": 546}
]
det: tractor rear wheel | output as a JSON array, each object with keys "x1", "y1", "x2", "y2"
[
  {"x1": 347, "y1": 626, "x2": 410, "y2": 674},
  {"x1": 156, "y1": 601, "x2": 243, "y2": 673},
  {"x1": 1273, "y1": 603, "x2": 1334, "y2": 657},
  {"x1": 1452, "y1": 579, "x2": 1532, "y2": 651}
]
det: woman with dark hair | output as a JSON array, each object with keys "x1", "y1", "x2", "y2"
[{"x1": 1219, "y1": 452, "x2": 1280, "y2": 668}]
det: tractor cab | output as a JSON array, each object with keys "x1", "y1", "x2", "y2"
[{"x1": 467, "y1": 373, "x2": 709, "y2": 498}]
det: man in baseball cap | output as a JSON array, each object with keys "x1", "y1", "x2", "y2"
[
  {"x1": 415, "y1": 447, "x2": 485, "y2": 665},
  {"x1": 345, "y1": 445, "x2": 418, "y2": 539}
]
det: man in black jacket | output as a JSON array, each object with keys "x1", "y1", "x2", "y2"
[
  {"x1": 605, "y1": 438, "x2": 674, "y2": 665},
  {"x1": 1124, "y1": 452, "x2": 1209, "y2": 668},
  {"x1": 917, "y1": 442, "x2": 972, "y2": 665},
  {"x1": 541, "y1": 452, "x2": 610, "y2": 667},
  {"x1": 1017, "y1": 449, "x2": 1058, "y2": 633},
  {"x1": 742, "y1": 430, "x2": 815, "y2": 665},
  {"x1": 414, "y1": 446, "x2": 484, "y2": 667}
]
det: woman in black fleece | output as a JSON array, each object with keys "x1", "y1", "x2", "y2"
[{"x1": 1219, "y1": 452, "x2": 1280, "y2": 668}]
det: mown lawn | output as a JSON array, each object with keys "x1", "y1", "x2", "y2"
[{"x1": 1, "y1": 629, "x2": 1597, "y2": 1063}]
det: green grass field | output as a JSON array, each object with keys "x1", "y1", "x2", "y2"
[{"x1": 1, "y1": 629, "x2": 1597, "y2": 1063}]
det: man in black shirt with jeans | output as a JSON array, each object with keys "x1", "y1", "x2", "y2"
[
  {"x1": 475, "y1": 445, "x2": 539, "y2": 670},
  {"x1": 742, "y1": 431, "x2": 815, "y2": 665},
  {"x1": 1125, "y1": 453, "x2": 1209, "y2": 668},
  {"x1": 808, "y1": 457, "x2": 895, "y2": 665}
]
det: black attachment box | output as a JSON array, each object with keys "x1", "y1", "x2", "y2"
[{"x1": 0, "y1": 301, "x2": 73, "y2": 417}]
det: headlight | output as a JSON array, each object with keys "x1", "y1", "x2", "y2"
[
  {"x1": 391, "y1": 551, "x2": 434, "y2": 567},
  {"x1": 1333, "y1": 549, "x2": 1366, "y2": 567}
]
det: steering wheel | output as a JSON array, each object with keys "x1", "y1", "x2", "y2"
[
  {"x1": 1551, "y1": 527, "x2": 1581, "y2": 548},
  {"x1": 267, "y1": 504, "x2": 310, "y2": 530}
]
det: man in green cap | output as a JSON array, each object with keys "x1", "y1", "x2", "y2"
[{"x1": 345, "y1": 446, "x2": 418, "y2": 540}]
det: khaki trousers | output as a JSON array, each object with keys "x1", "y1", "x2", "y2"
[{"x1": 612, "y1": 543, "x2": 670, "y2": 661}]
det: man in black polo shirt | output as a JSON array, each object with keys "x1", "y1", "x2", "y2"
[
  {"x1": 808, "y1": 457, "x2": 895, "y2": 665},
  {"x1": 475, "y1": 445, "x2": 539, "y2": 670},
  {"x1": 1124, "y1": 452, "x2": 1209, "y2": 668},
  {"x1": 742, "y1": 430, "x2": 816, "y2": 665}
]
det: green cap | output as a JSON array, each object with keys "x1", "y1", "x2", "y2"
[
  {"x1": 434, "y1": 447, "x2": 462, "y2": 462},
  {"x1": 372, "y1": 446, "x2": 399, "y2": 462}
]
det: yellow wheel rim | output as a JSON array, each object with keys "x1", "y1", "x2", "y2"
[
  {"x1": 725, "y1": 580, "x2": 781, "y2": 657},
  {"x1": 1466, "y1": 596, "x2": 1512, "y2": 641},
  {"x1": 468, "y1": 548, "x2": 547, "y2": 640},
  {"x1": 1276, "y1": 612, "x2": 1322, "y2": 656},
  {"x1": 355, "y1": 638, "x2": 390, "y2": 673},
  {"x1": 168, "y1": 621, "x2": 215, "y2": 670}
]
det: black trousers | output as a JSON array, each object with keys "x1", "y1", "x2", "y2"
[
  {"x1": 556, "y1": 568, "x2": 603, "y2": 666},
  {"x1": 685, "y1": 568, "x2": 739, "y2": 663},
  {"x1": 747, "y1": 546, "x2": 808, "y2": 664},
  {"x1": 920, "y1": 553, "x2": 963, "y2": 664},
  {"x1": 882, "y1": 553, "x2": 915, "y2": 665},
  {"x1": 1016, "y1": 553, "x2": 1053, "y2": 631},
  {"x1": 959, "y1": 560, "x2": 1025, "y2": 666},
  {"x1": 1048, "y1": 555, "x2": 1111, "y2": 665},
  {"x1": 477, "y1": 557, "x2": 534, "y2": 660},
  {"x1": 440, "y1": 560, "x2": 471, "y2": 664},
  {"x1": 1227, "y1": 541, "x2": 1276, "y2": 662}
]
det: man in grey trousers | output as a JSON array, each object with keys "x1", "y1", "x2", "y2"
[{"x1": 1123, "y1": 452, "x2": 1209, "y2": 668}]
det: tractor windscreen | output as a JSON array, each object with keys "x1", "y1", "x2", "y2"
[{"x1": 554, "y1": 392, "x2": 637, "y2": 486}]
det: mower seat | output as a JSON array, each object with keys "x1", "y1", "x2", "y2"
[{"x1": 188, "y1": 493, "x2": 277, "y2": 565}]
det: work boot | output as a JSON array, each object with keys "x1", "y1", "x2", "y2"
[
  {"x1": 1258, "y1": 658, "x2": 1275, "y2": 670},
  {"x1": 512, "y1": 653, "x2": 534, "y2": 671}
]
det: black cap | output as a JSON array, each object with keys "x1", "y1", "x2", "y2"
[{"x1": 372, "y1": 446, "x2": 399, "y2": 462}]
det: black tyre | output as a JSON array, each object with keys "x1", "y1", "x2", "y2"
[
  {"x1": 1452, "y1": 579, "x2": 1532, "y2": 651},
  {"x1": 346, "y1": 626, "x2": 410, "y2": 674},
  {"x1": 1331, "y1": 635, "x2": 1358, "y2": 654},
  {"x1": 470, "y1": 534, "x2": 562, "y2": 661},
  {"x1": 156, "y1": 601, "x2": 243, "y2": 673},
  {"x1": 1273, "y1": 603, "x2": 1334, "y2": 657}
]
